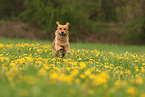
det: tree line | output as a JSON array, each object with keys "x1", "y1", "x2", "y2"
[{"x1": 0, "y1": 0, "x2": 145, "y2": 44}]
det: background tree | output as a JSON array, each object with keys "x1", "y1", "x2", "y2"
[{"x1": 0, "y1": 0, "x2": 145, "y2": 44}]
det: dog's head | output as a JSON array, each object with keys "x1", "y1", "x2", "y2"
[{"x1": 55, "y1": 21, "x2": 69, "y2": 39}]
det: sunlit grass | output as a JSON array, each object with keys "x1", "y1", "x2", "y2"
[{"x1": 0, "y1": 37, "x2": 145, "y2": 97}]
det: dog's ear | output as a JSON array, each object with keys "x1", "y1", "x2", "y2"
[
  {"x1": 56, "y1": 21, "x2": 60, "y2": 26},
  {"x1": 66, "y1": 22, "x2": 69, "y2": 26}
]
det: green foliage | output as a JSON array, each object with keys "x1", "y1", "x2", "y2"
[
  {"x1": 19, "y1": 0, "x2": 96, "y2": 41},
  {"x1": 0, "y1": 0, "x2": 14, "y2": 18},
  {"x1": 0, "y1": 20, "x2": 9, "y2": 26},
  {"x1": 0, "y1": 0, "x2": 145, "y2": 44},
  {"x1": 116, "y1": 0, "x2": 145, "y2": 44},
  {"x1": 0, "y1": 0, "x2": 24, "y2": 18}
]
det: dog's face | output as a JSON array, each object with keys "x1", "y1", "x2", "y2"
[{"x1": 55, "y1": 21, "x2": 69, "y2": 39}]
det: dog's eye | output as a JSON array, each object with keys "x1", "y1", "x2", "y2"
[
  {"x1": 59, "y1": 28, "x2": 62, "y2": 30},
  {"x1": 64, "y1": 28, "x2": 66, "y2": 30}
]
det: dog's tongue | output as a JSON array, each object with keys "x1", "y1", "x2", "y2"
[{"x1": 60, "y1": 34, "x2": 64, "y2": 38}]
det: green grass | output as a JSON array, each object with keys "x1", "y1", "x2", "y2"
[
  {"x1": 0, "y1": 20, "x2": 9, "y2": 26},
  {"x1": 0, "y1": 37, "x2": 145, "y2": 97},
  {"x1": 0, "y1": 36, "x2": 145, "y2": 53}
]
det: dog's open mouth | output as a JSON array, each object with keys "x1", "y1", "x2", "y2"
[{"x1": 59, "y1": 32, "x2": 66, "y2": 39}]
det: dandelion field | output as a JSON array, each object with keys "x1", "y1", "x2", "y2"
[{"x1": 0, "y1": 37, "x2": 145, "y2": 97}]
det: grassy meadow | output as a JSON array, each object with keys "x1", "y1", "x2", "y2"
[{"x1": 0, "y1": 37, "x2": 145, "y2": 97}]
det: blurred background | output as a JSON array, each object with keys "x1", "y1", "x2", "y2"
[{"x1": 0, "y1": 0, "x2": 145, "y2": 45}]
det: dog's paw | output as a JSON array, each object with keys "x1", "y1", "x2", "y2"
[
  {"x1": 58, "y1": 46, "x2": 63, "y2": 50},
  {"x1": 66, "y1": 50, "x2": 70, "y2": 53}
]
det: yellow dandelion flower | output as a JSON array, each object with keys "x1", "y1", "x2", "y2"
[
  {"x1": 79, "y1": 62, "x2": 86, "y2": 69},
  {"x1": 44, "y1": 66, "x2": 50, "y2": 70},
  {"x1": 85, "y1": 69, "x2": 91, "y2": 76},
  {"x1": 52, "y1": 58, "x2": 56, "y2": 61},
  {"x1": 2, "y1": 64, "x2": 8, "y2": 71},
  {"x1": 58, "y1": 73, "x2": 66, "y2": 82},
  {"x1": 71, "y1": 62, "x2": 77, "y2": 66},
  {"x1": 110, "y1": 63, "x2": 114, "y2": 66},
  {"x1": 89, "y1": 74, "x2": 96, "y2": 79},
  {"x1": 75, "y1": 78, "x2": 80, "y2": 84},
  {"x1": 37, "y1": 68, "x2": 47, "y2": 77},
  {"x1": 50, "y1": 72, "x2": 58, "y2": 80},
  {"x1": 141, "y1": 66, "x2": 144, "y2": 72},
  {"x1": 92, "y1": 76, "x2": 107, "y2": 86},
  {"x1": 54, "y1": 67, "x2": 61, "y2": 72},
  {"x1": 78, "y1": 58, "x2": 82, "y2": 61},
  {"x1": 120, "y1": 71, "x2": 124, "y2": 76},
  {"x1": 70, "y1": 70, "x2": 79, "y2": 77},
  {"x1": 29, "y1": 48, "x2": 31, "y2": 51},
  {"x1": 56, "y1": 62, "x2": 61, "y2": 64},
  {"x1": 26, "y1": 57, "x2": 33, "y2": 62},
  {"x1": 126, "y1": 86, "x2": 136, "y2": 95},
  {"x1": 96, "y1": 52, "x2": 100, "y2": 57},
  {"x1": 80, "y1": 74, "x2": 86, "y2": 79},
  {"x1": 109, "y1": 52, "x2": 114, "y2": 55},
  {"x1": 135, "y1": 60, "x2": 139, "y2": 62},
  {"x1": 75, "y1": 66, "x2": 80, "y2": 69},
  {"x1": 82, "y1": 53, "x2": 85, "y2": 57},
  {"x1": 135, "y1": 69, "x2": 139, "y2": 72},
  {"x1": 96, "y1": 69, "x2": 101, "y2": 73},
  {"x1": 96, "y1": 62, "x2": 99, "y2": 64},
  {"x1": 136, "y1": 76, "x2": 143, "y2": 85},
  {"x1": 66, "y1": 67, "x2": 71, "y2": 71},
  {"x1": 10, "y1": 62, "x2": 16, "y2": 67},
  {"x1": 50, "y1": 64, "x2": 55, "y2": 67},
  {"x1": 142, "y1": 63, "x2": 145, "y2": 66},
  {"x1": 125, "y1": 70, "x2": 131, "y2": 76}
]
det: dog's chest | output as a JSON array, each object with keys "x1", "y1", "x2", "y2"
[{"x1": 56, "y1": 40, "x2": 67, "y2": 46}]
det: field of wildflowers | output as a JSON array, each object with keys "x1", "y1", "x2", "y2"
[{"x1": 0, "y1": 37, "x2": 145, "y2": 97}]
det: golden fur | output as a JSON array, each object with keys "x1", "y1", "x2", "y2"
[{"x1": 52, "y1": 21, "x2": 70, "y2": 58}]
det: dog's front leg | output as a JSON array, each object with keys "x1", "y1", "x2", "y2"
[
  {"x1": 65, "y1": 44, "x2": 70, "y2": 53},
  {"x1": 57, "y1": 46, "x2": 63, "y2": 51},
  {"x1": 52, "y1": 49, "x2": 59, "y2": 57}
]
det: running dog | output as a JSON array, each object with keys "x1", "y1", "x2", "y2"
[{"x1": 52, "y1": 21, "x2": 70, "y2": 58}]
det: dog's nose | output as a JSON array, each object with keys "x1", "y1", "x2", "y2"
[{"x1": 61, "y1": 31, "x2": 64, "y2": 34}]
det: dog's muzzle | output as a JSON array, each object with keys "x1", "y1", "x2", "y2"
[{"x1": 59, "y1": 31, "x2": 66, "y2": 39}]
